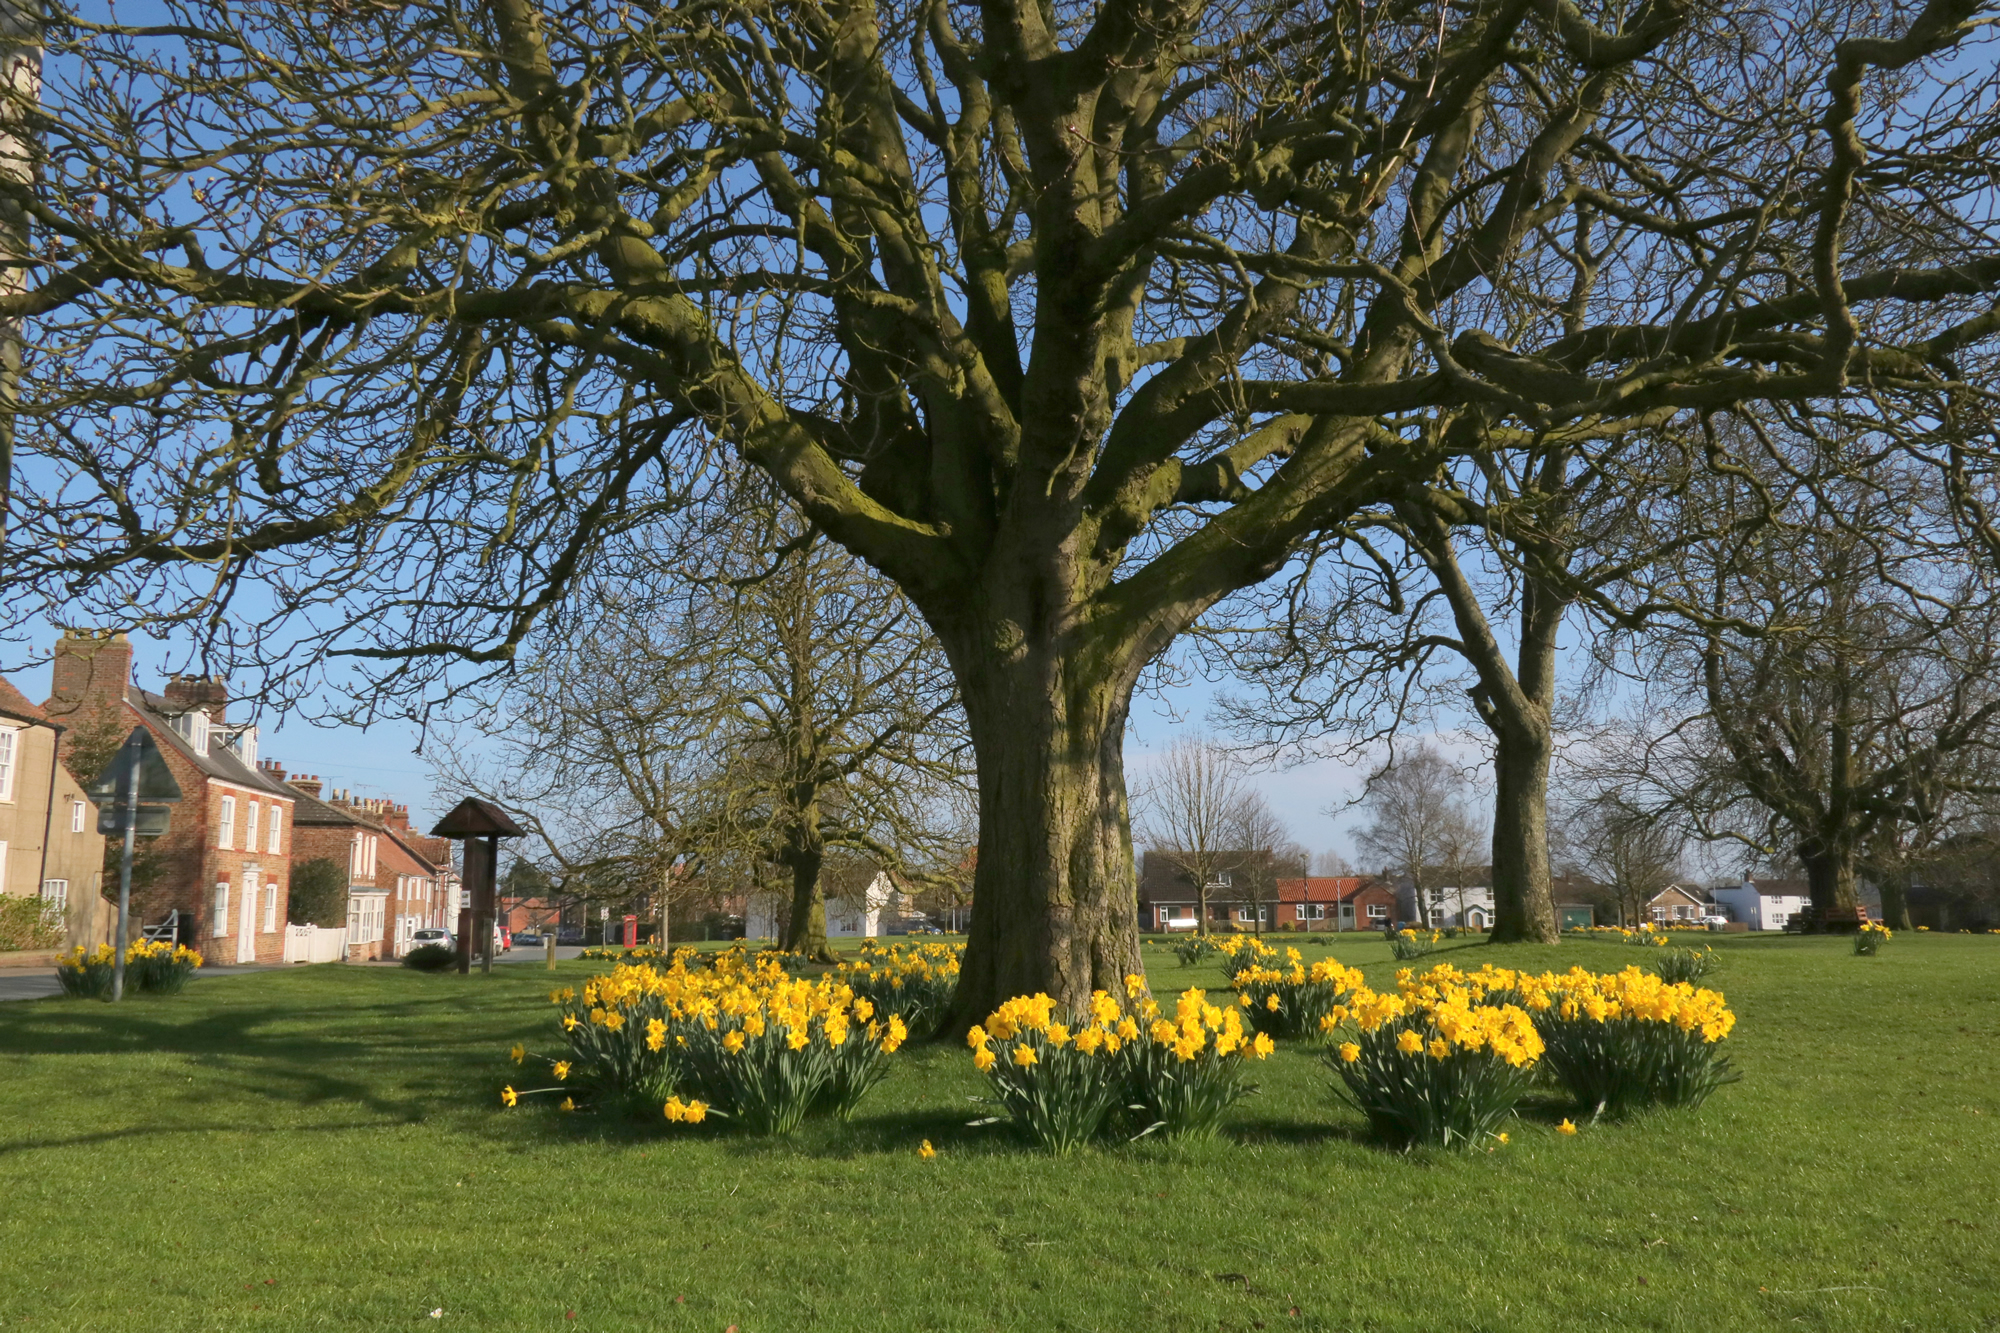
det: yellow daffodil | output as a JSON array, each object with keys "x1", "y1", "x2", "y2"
[
  {"x1": 500, "y1": 1086, "x2": 518, "y2": 1108},
  {"x1": 1012, "y1": 1045, "x2": 1039, "y2": 1068},
  {"x1": 552, "y1": 1061, "x2": 571, "y2": 1081},
  {"x1": 1338, "y1": 1042, "x2": 1361, "y2": 1063},
  {"x1": 1396, "y1": 1029, "x2": 1424, "y2": 1055},
  {"x1": 918, "y1": 1139, "x2": 937, "y2": 1160},
  {"x1": 509, "y1": 1043, "x2": 526, "y2": 1065},
  {"x1": 1557, "y1": 1119, "x2": 1577, "y2": 1136}
]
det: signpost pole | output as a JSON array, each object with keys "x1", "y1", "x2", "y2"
[{"x1": 111, "y1": 734, "x2": 139, "y2": 1003}]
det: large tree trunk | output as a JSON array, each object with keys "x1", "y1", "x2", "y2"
[
  {"x1": 778, "y1": 837, "x2": 837, "y2": 963},
  {"x1": 1488, "y1": 717, "x2": 1560, "y2": 944},
  {"x1": 944, "y1": 650, "x2": 1146, "y2": 1032},
  {"x1": 1877, "y1": 868, "x2": 1914, "y2": 931},
  {"x1": 1799, "y1": 840, "x2": 1861, "y2": 927}
]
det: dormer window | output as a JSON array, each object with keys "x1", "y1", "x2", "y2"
[
  {"x1": 171, "y1": 709, "x2": 211, "y2": 757},
  {"x1": 213, "y1": 723, "x2": 258, "y2": 769}
]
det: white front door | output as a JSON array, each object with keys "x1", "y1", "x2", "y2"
[{"x1": 237, "y1": 870, "x2": 259, "y2": 963}]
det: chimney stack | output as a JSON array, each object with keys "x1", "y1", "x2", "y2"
[
  {"x1": 163, "y1": 673, "x2": 229, "y2": 723},
  {"x1": 48, "y1": 630, "x2": 134, "y2": 720},
  {"x1": 288, "y1": 774, "x2": 323, "y2": 799},
  {"x1": 257, "y1": 758, "x2": 288, "y2": 783}
]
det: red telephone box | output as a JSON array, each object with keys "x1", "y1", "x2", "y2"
[{"x1": 623, "y1": 914, "x2": 639, "y2": 948}]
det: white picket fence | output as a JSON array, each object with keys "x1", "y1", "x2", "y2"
[{"x1": 282, "y1": 924, "x2": 350, "y2": 964}]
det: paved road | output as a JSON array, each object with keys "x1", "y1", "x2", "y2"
[{"x1": 0, "y1": 963, "x2": 281, "y2": 1004}]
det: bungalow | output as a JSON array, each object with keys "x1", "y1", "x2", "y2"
[
  {"x1": 1644, "y1": 883, "x2": 1714, "y2": 925},
  {"x1": 1137, "y1": 849, "x2": 1294, "y2": 932},
  {"x1": 1274, "y1": 876, "x2": 1398, "y2": 932}
]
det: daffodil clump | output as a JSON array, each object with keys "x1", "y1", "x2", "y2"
[
  {"x1": 837, "y1": 941, "x2": 962, "y2": 1038},
  {"x1": 1854, "y1": 921, "x2": 1892, "y2": 956},
  {"x1": 1123, "y1": 977, "x2": 1274, "y2": 1141},
  {"x1": 1387, "y1": 928, "x2": 1442, "y2": 961},
  {"x1": 55, "y1": 940, "x2": 204, "y2": 998},
  {"x1": 1650, "y1": 944, "x2": 1719, "y2": 984},
  {"x1": 1510, "y1": 965, "x2": 1739, "y2": 1118},
  {"x1": 537, "y1": 953, "x2": 907, "y2": 1133},
  {"x1": 1172, "y1": 934, "x2": 1220, "y2": 966},
  {"x1": 1213, "y1": 934, "x2": 1277, "y2": 982},
  {"x1": 1324, "y1": 964, "x2": 1544, "y2": 1150},
  {"x1": 966, "y1": 980, "x2": 1275, "y2": 1150},
  {"x1": 967, "y1": 990, "x2": 1132, "y2": 1154},
  {"x1": 1229, "y1": 947, "x2": 1365, "y2": 1039}
]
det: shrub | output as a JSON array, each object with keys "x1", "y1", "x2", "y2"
[
  {"x1": 838, "y1": 941, "x2": 962, "y2": 1039},
  {"x1": 1124, "y1": 980, "x2": 1271, "y2": 1140},
  {"x1": 55, "y1": 941, "x2": 204, "y2": 998},
  {"x1": 287, "y1": 858, "x2": 349, "y2": 928},
  {"x1": 1521, "y1": 966, "x2": 1738, "y2": 1118},
  {"x1": 1326, "y1": 970, "x2": 1543, "y2": 1150},
  {"x1": 1651, "y1": 945, "x2": 1718, "y2": 984},
  {"x1": 0, "y1": 895, "x2": 65, "y2": 951},
  {"x1": 967, "y1": 992, "x2": 1130, "y2": 1154},
  {"x1": 1229, "y1": 948, "x2": 1365, "y2": 1039},
  {"x1": 402, "y1": 943, "x2": 457, "y2": 971},
  {"x1": 1388, "y1": 928, "x2": 1441, "y2": 961},
  {"x1": 1854, "y1": 922, "x2": 1892, "y2": 955}
]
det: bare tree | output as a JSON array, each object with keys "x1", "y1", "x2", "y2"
[
  {"x1": 1557, "y1": 789, "x2": 1683, "y2": 927},
  {"x1": 433, "y1": 490, "x2": 971, "y2": 960},
  {"x1": 1352, "y1": 744, "x2": 1477, "y2": 928},
  {"x1": 1140, "y1": 737, "x2": 1249, "y2": 937},
  {"x1": 1229, "y1": 791, "x2": 1302, "y2": 935},
  {"x1": 1615, "y1": 441, "x2": 2000, "y2": 927},
  {"x1": 5, "y1": 0, "x2": 1998, "y2": 1017}
]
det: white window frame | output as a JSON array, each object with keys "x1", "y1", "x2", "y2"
[
  {"x1": 71, "y1": 798, "x2": 87, "y2": 833},
  {"x1": 218, "y1": 795, "x2": 236, "y2": 850},
  {"x1": 41, "y1": 878, "x2": 69, "y2": 910},
  {"x1": 244, "y1": 801, "x2": 259, "y2": 852},
  {"x1": 0, "y1": 726, "x2": 16, "y2": 802},
  {"x1": 264, "y1": 879, "x2": 279, "y2": 933},
  {"x1": 267, "y1": 805, "x2": 282, "y2": 854},
  {"x1": 214, "y1": 881, "x2": 231, "y2": 936},
  {"x1": 1367, "y1": 903, "x2": 1388, "y2": 919},
  {"x1": 1295, "y1": 904, "x2": 1308, "y2": 921}
]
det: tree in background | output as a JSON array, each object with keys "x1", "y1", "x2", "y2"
[
  {"x1": 1140, "y1": 738, "x2": 1252, "y2": 937},
  {"x1": 286, "y1": 858, "x2": 348, "y2": 929},
  {"x1": 1352, "y1": 745, "x2": 1481, "y2": 928},
  {"x1": 1556, "y1": 790, "x2": 1683, "y2": 927},
  {"x1": 432, "y1": 487, "x2": 971, "y2": 961},
  {"x1": 1231, "y1": 792, "x2": 1304, "y2": 934},
  {"x1": 1613, "y1": 437, "x2": 2000, "y2": 927}
]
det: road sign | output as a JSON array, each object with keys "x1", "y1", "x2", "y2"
[
  {"x1": 86, "y1": 727, "x2": 183, "y2": 808},
  {"x1": 88, "y1": 728, "x2": 185, "y2": 1003}
]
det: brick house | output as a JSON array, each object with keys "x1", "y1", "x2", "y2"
[
  {"x1": 281, "y1": 774, "x2": 452, "y2": 960},
  {"x1": 1273, "y1": 876, "x2": 1399, "y2": 932},
  {"x1": 0, "y1": 675, "x2": 110, "y2": 948},
  {"x1": 42, "y1": 631, "x2": 298, "y2": 964},
  {"x1": 1643, "y1": 883, "x2": 1715, "y2": 925},
  {"x1": 1138, "y1": 850, "x2": 1298, "y2": 931}
]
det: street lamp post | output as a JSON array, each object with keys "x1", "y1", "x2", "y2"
[{"x1": 85, "y1": 728, "x2": 183, "y2": 1002}]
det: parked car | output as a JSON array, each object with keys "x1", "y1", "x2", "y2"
[
  {"x1": 555, "y1": 925, "x2": 586, "y2": 945},
  {"x1": 1699, "y1": 914, "x2": 1730, "y2": 929},
  {"x1": 411, "y1": 927, "x2": 456, "y2": 951},
  {"x1": 513, "y1": 929, "x2": 548, "y2": 947},
  {"x1": 907, "y1": 922, "x2": 944, "y2": 935}
]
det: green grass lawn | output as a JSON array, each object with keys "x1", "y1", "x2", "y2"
[{"x1": 3, "y1": 934, "x2": 1997, "y2": 1332}]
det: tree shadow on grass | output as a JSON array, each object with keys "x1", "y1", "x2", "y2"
[{"x1": 0, "y1": 971, "x2": 560, "y2": 1130}]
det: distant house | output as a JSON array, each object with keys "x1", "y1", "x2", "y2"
[
  {"x1": 1274, "y1": 876, "x2": 1397, "y2": 932},
  {"x1": 282, "y1": 774, "x2": 452, "y2": 960},
  {"x1": 1644, "y1": 883, "x2": 1713, "y2": 925},
  {"x1": 1709, "y1": 879, "x2": 1812, "y2": 931},
  {"x1": 43, "y1": 631, "x2": 300, "y2": 964},
  {"x1": 1137, "y1": 850, "x2": 1294, "y2": 931},
  {"x1": 0, "y1": 675, "x2": 108, "y2": 948},
  {"x1": 746, "y1": 870, "x2": 900, "y2": 940},
  {"x1": 1396, "y1": 878, "x2": 1496, "y2": 930}
]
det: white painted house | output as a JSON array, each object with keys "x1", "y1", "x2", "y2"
[
  {"x1": 1397, "y1": 882, "x2": 1497, "y2": 930},
  {"x1": 747, "y1": 871, "x2": 897, "y2": 939},
  {"x1": 1709, "y1": 879, "x2": 1812, "y2": 931}
]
